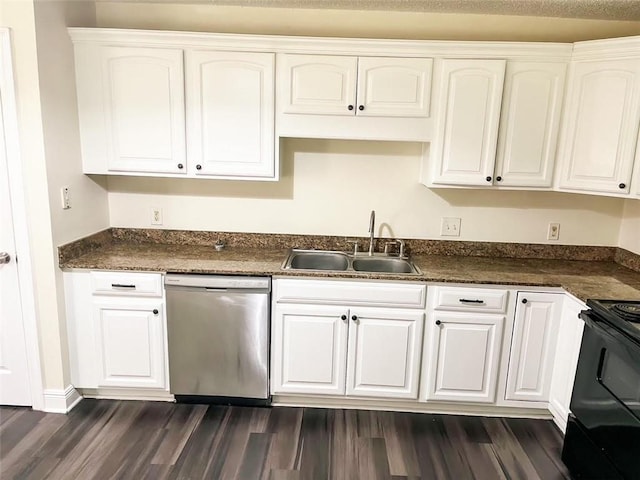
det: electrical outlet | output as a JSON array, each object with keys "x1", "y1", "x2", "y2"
[
  {"x1": 61, "y1": 186, "x2": 71, "y2": 209},
  {"x1": 441, "y1": 217, "x2": 461, "y2": 237},
  {"x1": 548, "y1": 222, "x2": 560, "y2": 241},
  {"x1": 151, "y1": 207, "x2": 163, "y2": 225}
]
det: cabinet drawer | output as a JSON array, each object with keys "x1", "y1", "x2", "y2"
[
  {"x1": 275, "y1": 279, "x2": 426, "y2": 309},
  {"x1": 90, "y1": 272, "x2": 163, "y2": 297},
  {"x1": 433, "y1": 287, "x2": 509, "y2": 313}
]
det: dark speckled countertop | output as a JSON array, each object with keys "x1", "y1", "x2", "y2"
[{"x1": 59, "y1": 236, "x2": 640, "y2": 303}]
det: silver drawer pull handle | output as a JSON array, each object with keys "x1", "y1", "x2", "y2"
[
  {"x1": 459, "y1": 298, "x2": 484, "y2": 304},
  {"x1": 111, "y1": 283, "x2": 136, "y2": 289}
]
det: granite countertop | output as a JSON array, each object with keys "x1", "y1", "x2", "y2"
[{"x1": 59, "y1": 241, "x2": 640, "y2": 302}]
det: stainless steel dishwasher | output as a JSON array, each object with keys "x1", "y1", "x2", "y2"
[{"x1": 165, "y1": 274, "x2": 270, "y2": 405}]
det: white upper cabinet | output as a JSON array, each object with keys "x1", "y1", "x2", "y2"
[
  {"x1": 557, "y1": 58, "x2": 640, "y2": 195},
  {"x1": 75, "y1": 45, "x2": 186, "y2": 174},
  {"x1": 505, "y1": 292, "x2": 562, "y2": 403},
  {"x1": 356, "y1": 57, "x2": 433, "y2": 117},
  {"x1": 494, "y1": 62, "x2": 566, "y2": 187},
  {"x1": 281, "y1": 54, "x2": 357, "y2": 115},
  {"x1": 280, "y1": 54, "x2": 432, "y2": 117},
  {"x1": 430, "y1": 59, "x2": 506, "y2": 186},
  {"x1": 186, "y1": 50, "x2": 275, "y2": 178}
]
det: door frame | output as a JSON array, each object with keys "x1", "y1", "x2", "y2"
[{"x1": 1, "y1": 27, "x2": 44, "y2": 410}]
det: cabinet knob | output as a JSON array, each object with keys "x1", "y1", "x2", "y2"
[
  {"x1": 153, "y1": 309, "x2": 159, "y2": 315},
  {"x1": 435, "y1": 320, "x2": 442, "y2": 325},
  {"x1": 351, "y1": 315, "x2": 358, "y2": 322},
  {"x1": 496, "y1": 176, "x2": 502, "y2": 182},
  {"x1": 358, "y1": 105, "x2": 364, "y2": 111},
  {"x1": 196, "y1": 164, "x2": 202, "y2": 170},
  {"x1": 348, "y1": 105, "x2": 354, "y2": 111},
  {"x1": 177, "y1": 163, "x2": 184, "y2": 170},
  {"x1": 522, "y1": 298, "x2": 528, "y2": 304},
  {"x1": 619, "y1": 183, "x2": 626, "y2": 189},
  {"x1": 341, "y1": 314, "x2": 347, "y2": 321},
  {"x1": 486, "y1": 176, "x2": 492, "y2": 182}
]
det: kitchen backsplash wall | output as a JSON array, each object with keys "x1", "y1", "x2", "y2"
[
  {"x1": 107, "y1": 138, "x2": 625, "y2": 247},
  {"x1": 620, "y1": 200, "x2": 640, "y2": 254}
]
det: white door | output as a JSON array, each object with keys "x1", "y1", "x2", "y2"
[
  {"x1": 558, "y1": 58, "x2": 640, "y2": 194},
  {"x1": 424, "y1": 312, "x2": 504, "y2": 403},
  {"x1": 186, "y1": 50, "x2": 275, "y2": 178},
  {"x1": 505, "y1": 292, "x2": 562, "y2": 402},
  {"x1": 94, "y1": 300, "x2": 166, "y2": 389},
  {"x1": 495, "y1": 62, "x2": 566, "y2": 187},
  {"x1": 431, "y1": 59, "x2": 506, "y2": 186},
  {"x1": 356, "y1": 57, "x2": 433, "y2": 117},
  {"x1": 0, "y1": 97, "x2": 31, "y2": 406},
  {"x1": 279, "y1": 54, "x2": 358, "y2": 115},
  {"x1": 346, "y1": 307, "x2": 424, "y2": 399},
  {"x1": 271, "y1": 304, "x2": 348, "y2": 396}
]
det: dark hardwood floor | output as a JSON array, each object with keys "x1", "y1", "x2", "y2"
[{"x1": 0, "y1": 399, "x2": 570, "y2": 479}]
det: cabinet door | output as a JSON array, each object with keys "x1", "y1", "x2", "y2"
[
  {"x1": 431, "y1": 59, "x2": 506, "y2": 186},
  {"x1": 549, "y1": 296, "x2": 585, "y2": 432},
  {"x1": 271, "y1": 304, "x2": 349, "y2": 395},
  {"x1": 94, "y1": 301, "x2": 166, "y2": 389},
  {"x1": 346, "y1": 308, "x2": 424, "y2": 399},
  {"x1": 356, "y1": 57, "x2": 432, "y2": 117},
  {"x1": 558, "y1": 59, "x2": 640, "y2": 194},
  {"x1": 186, "y1": 50, "x2": 275, "y2": 178},
  {"x1": 280, "y1": 54, "x2": 358, "y2": 115},
  {"x1": 96, "y1": 46, "x2": 185, "y2": 174},
  {"x1": 424, "y1": 312, "x2": 504, "y2": 403},
  {"x1": 506, "y1": 292, "x2": 562, "y2": 402},
  {"x1": 495, "y1": 62, "x2": 566, "y2": 187}
]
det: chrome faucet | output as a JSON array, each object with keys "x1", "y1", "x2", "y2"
[{"x1": 368, "y1": 210, "x2": 375, "y2": 256}]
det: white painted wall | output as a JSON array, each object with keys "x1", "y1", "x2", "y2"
[
  {"x1": 108, "y1": 139, "x2": 625, "y2": 246},
  {"x1": 619, "y1": 200, "x2": 640, "y2": 254}
]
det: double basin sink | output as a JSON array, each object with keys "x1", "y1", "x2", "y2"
[{"x1": 282, "y1": 249, "x2": 421, "y2": 275}]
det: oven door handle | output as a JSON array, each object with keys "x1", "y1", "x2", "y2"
[{"x1": 596, "y1": 347, "x2": 607, "y2": 382}]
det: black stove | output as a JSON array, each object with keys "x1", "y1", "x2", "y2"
[
  {"x1": 586, "y1": 299, "x2": 640, "y2": 340},
  {"x1": 562, "y1": 298, "x2": 640, "y2": 480}
]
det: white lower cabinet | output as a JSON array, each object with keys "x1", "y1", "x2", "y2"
[
  {"x1": 422, "y1": 312, "x2": 505, "y2": 403},
  {"x1": 271, "y1": 279, "x2": 425, "y2": 400},
  {"x1": 548, "y1": 296, "x2": 586, "y2": 432},
  {"x1": 505, "y1": 292, "x2": 562, "y2": 402},
  {"x1": 272, "y1": 304, "x2": 348, "y2": 396},
  {"x1": 94, "y1": 301, "x2": 166, "y2": 389},
  {"x1": 64, "y1": 271, "x2": 168, "y2": 391}
]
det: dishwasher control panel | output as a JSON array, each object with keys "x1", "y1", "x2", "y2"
[{"x1": 165, "y1": 274, "x2": 270, "y2": 290}]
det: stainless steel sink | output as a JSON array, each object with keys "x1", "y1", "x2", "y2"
[
  {"x1": 281, "y1": 249, "x2": 420, "y2": 275},
  {"x1": 352, "y1": 257, "x2": 419, "y2": 274},
  {"x1": 286, "y1": 251, "x2": 349, "y2": 271}
]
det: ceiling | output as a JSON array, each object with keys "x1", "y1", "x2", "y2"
[{"x1": 104, "y1": 0, "x2": 640, "y2": 21}]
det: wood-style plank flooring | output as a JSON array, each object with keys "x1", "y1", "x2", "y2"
[{"x1": 0, "y1": 400, "x2": 570, "y2": 479}]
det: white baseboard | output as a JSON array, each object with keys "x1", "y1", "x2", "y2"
[
  {"x1": 79, "y1": 387, "x2": 174, "y2": 402},
  {"x1": 42, "y1": 385, "x2": 83, "y2": 414},
  {"x1": 272, "y1": 394, "x2": 554, "y2": 420}
]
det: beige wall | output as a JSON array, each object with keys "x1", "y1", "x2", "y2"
[
  {"x1": 33, "y1": 0, "x2": 108, "y2": 390},
  {"x1": 108, "y1": 139, "x2": 626, "y2": 246},
  {"x1": 94, "y1": 2, "x2": 640, "y2": 42},
  {"x1": 620, "y1": 200, "x2": 640, "y2": 255}
]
